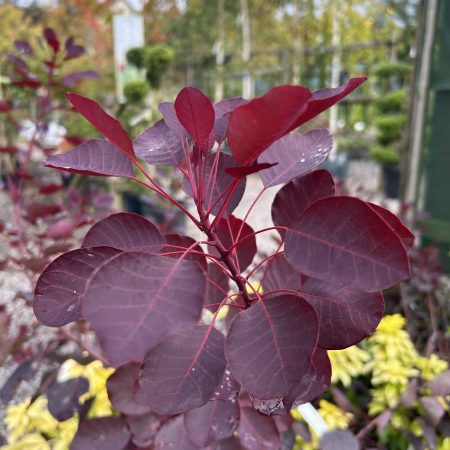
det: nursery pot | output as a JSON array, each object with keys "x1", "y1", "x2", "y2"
[{"x1": 382, "y1": 164, "x2": 400, "y2": 199}]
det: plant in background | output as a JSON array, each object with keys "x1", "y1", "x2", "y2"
[{"x1": 31, "y1": 77, "x2": 415, "y2": 448}]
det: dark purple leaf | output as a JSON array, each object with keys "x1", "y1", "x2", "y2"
[
  {"x1": 319, "y1": 430, "x2": 360, "y2": 450},
  {"x1": 47, "y1": 377, "x2": 89, "y2": 421},
  {"x1": 215, "y1": 113, "x2": 232, "y2": 144},
  {"x1": 238, "y1": 406, "x2": 280, "y2": 450},
  {"x1": 184, "y1": 399, "x2": 240, "y2": 446},
  {"x1": 300, "y1": 77, "x2": 367, "y2": 126},
  {"x1": 7, "y1": 54, "x2": 28, "y2": 71},
  {"x1": 154, "y1": 416, "x2": 197, "y2": 450},
  {"x1": 67, "y1": 93, "x2": 136, "y2": 160},
  {"x1": 205, "y1": 263, "x2": 230, "y2": 312},
  {"x1": 106, "y1": 362, "x2": 151, "y2": 415},
  {"x1": 140, "y1": 325, "x2": 226, "y2": 415},
  {"x1": 14, "y1": 40, "x2": 33, "y2": 55},
  {"x1": 175, "y1": 87, "x2": 215, "y2": 148},
  {"x1": 43, "y1": 27, "x2": 60, "y2": 53},
  {"x1": 0, "y1": 360, "x2": 34, "y2": 404},
  {"x1": 298, "y1": 278, "x2": 384, "y2": 349},
  {"x1": 271, "y1": 170, "x2": 335, "y2": 239},
  {"x1": 126, "y1": 412, "x2": 164, "y2": 448},
  {"x1": 227, "y1": 86, "x2": 311, "y2": 165},
  {"x1": 284, "y1": 197, "x2": 411, "y2": 291},
  {"x1": 425, "y1": 370, "x2": 450, "y2": 396},
  {"x1": 82, "y1": 212, "x2": 164, "y2": 253},
  {"x1": 158, "y1": 102, "x2": 190, "y2": 141},
  {"x1": 25, "y1": 202, "x2": 61, "y2": 224},
  {"x1": 183, "y1": 152, "x2": 246, "y2": 217},
  {"x1": 134, "y1": 119, "x2": 184, "y2": 166},
  {"x1": 162, "y1": 233, "x2": 207, "y2": 273},
  {"x1": 83, "y1": 253, "x2": 205, "y2": 366},
  {"x1": 419, "y1": 397, "x2": 445, "y2": 427},
  {"x1": 208, "y1": 437, "x2": 245, "y2": 450},
  {"x1": 71, "y1": 417, "x2": 131, "y2": 450},
  {"x1": 226, "y1": 295, "x2": 318, "y2": 399},
  {"x1": 65, "y1": 37, "x2": 85, "y2": 59},
  {"x1": 34, "y1": 247, "x2": 122, "y2": 327},
  {"x1": 214, "y1": 97, "x2": 249, "y2": 118},
  {"x1": 62, "y1": 71, "x2": 99, "y2": 87},
  {"x1": 44, "y1": 139, "x2": 135, "y2": 177},
  {"x1": 369, "y1": 202, "x2": 415, "y2": 250},
  {"x1": 258, "y1": 129, "x2": 333, "y2": 187},
  {"x1": 211, "y1": 367, "x2": 241, "y2": 402},
  {"x1": 225, "y1": 163, "x2": 278, "y2": 178},
  {"x1": 210, "y1": 216, "x2": 257, "y2": 272},
  {"x1": 262, "y1": 253, "x2": 304, "y2": 293}
]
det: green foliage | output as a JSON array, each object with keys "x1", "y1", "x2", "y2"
[
  {"x1": 143, "y1": 45, "x2": 174, "y2": 88},
  {"x1": 374, "y1": 62, "x2": 412, "y2": 80},
  {"x1": 374, "y1": 114, "x2": 405, "y2": 144},
  {"x1": 126, "y1": 47, "x2": 146, "y2": 70},
  {"x1": 371, "y1": 146, "x2": 400, "y2": 165},
  {"x1": 123, "y1": 79, "x2": 149, "y2": 103},
  {"x1": 375, "y1": 89, "x2": 407, "y2": 114},
  {"x1": 337, "y1": 134, "x2": 373, "y2": 157}
]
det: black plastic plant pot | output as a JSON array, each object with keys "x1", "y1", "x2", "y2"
[{"x1": 382, "y1": 164, "x2": 400, "y2": 199}]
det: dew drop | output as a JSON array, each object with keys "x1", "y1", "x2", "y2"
[
  {"x1": 72, "y1": 289, "x2": 77, "y2": 295},
  {"x1": 67, "y1": 304, "x2": 76, "y2": 312},
  {"x1": 300, "y1": 158, "x2": 305, "y2": 163}
]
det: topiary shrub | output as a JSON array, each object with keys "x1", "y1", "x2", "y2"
[
  {"x1": 143, "y1": 45, "x2": 174, "y2": 88},
  {"x1": 123, "y1": 79, "x2": 149, "y2": 103}
]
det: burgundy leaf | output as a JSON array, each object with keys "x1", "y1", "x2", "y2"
[
  {"x1": 299, "y1": 77, "x2": 367, "y2": 126},
  {"x1": 210, "y1": 216, "x2": 257, "y2": 272},
  {"x1": 65, "y1": 37, "x2": 85, "y2": 59},
  {"x1": 0, "y1": 101, "x2": 13, "y2": 113},
  {"x1": 47, "y1": 377, "x2": 89, "y2": 421},
  {"x1": 106, "y1": 362, "x2": 152, "y2": 415},
  {"x1": 238, "y1": 405, "x2": 280, "y2": 450},
  {"x1": 12, "y1": 78, "x2": 41, "y2": 89},
  {"x1": 271, "y1": 169, "x2": 335, "y2": 239},
  {"x1": 226, "y1": 163, "x2": 278, "y2": 178},
  {"x1": 126, "y1": 412, "x2": 164, "y2": 448},
  {"x1": 39, "y1": 184, "x2": 64, "y2": 195},
  {"x1": 44, "y1": 139, "x2": 135, "y2": 177},
  {"x1": 214, "y1": 97, "x2": 249, "y2": 118},
  {"x1": 162, "y1": 233, "x2": 207, "y2": 273},
  {"x1": 14, "y1": 40, "x2": 33, "y2": 55},
  {"x1": 215, "y1": 113, "x2": 232, "y2": 144},
  {"x1": 158, "y1": 102, "x2": 190, "y2": 141},
  {"x1": 43, "y1": 27, "x2": 60, "y2": 53},
  {"x1": 82, "y1": 253, "x2": 205, "y2": 366},
  {"x1": 46, "y1": 219, "x2": 74, "y2": 239},
  {"x1": 262, "y1": 253, "x2": 303, "y2": 293},
  {"x1": 227, "y1": 85, "x2": 311, "y2": 165},
  {"x1": 183, "y1": 152, "x2": 246, "y2": 217},
  {"x1": 154, "y1": 416, "x2": 197, "y2": 450},
  {"x1": 284, "y1": 196, "x2": 411, "y2": 291},
  {"x1": 134, "y1": 119, "x2": 184, "y2": 166},
  {"x1": 226, "y1": 295, "x2": 318, "y2": 399},
  {"x1": 34, "y1": 247, "x2": 122, "y2": 326},
  {"x1": 25, "y1": 202, "x2": 61, "y2": 224},
  {"x1": 71, "y1": 417, "x2": 131, "y2": 450},
  {"x1": 299, "y1": 278, "x2": 384, "y2": 349},
  {"x1": 0, "y1": 146, "x2": 18, "y2": 154},
  {"x1": 258, "y1": 129, "x2": 333, "y2": 187},
  {"x1": 82, "y1": 212, "x2": 164, "y2": 253},
  {"x1": 67, "y1": 93, "x2": 136, "y2": 159},
  {"x1": 319, "y1": 430, "x2": 360, "y2": 450},
  {"x1": 369, "y1": 202, "x2": 415, "y2": 250},
  {"x1": 184, "y1": 399, "x2": 240, "y2": 446},
  {"x1": 140, "y1": 325, "x2": 226, "y2": 415},
  {"x1": 175, "y1": 87, "x2": 215, "y2": 148},
  {"x1": 62, "y1": 70, "x2": 99, "y2": 87},
  {"x1": 205, "y1": 263, "x2": 230, "y2": 312}
]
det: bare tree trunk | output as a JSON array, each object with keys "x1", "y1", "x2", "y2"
[
  {"x1": 214, "y1": 0, "x2": 226, "y2": 102},
  {"x1": 329, "y1": 0, "x2": 342, "y2": 159},
  {"x1": 240, "y1": 0, "x2": 253, "y2": 98}
]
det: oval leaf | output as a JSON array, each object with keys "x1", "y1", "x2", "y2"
[
  {"x1": 106, "y1": 362, "x2": 152, "y2": 415},
  {"x1": 83, "y1": 253, "x2": 206, "y2": 366},
  {"x1": 67, "y1": 93, "x2": 135, "y2": 159},
  {"x1": 82, "y1": 212, "x2": 165, "y2": 253},
  {"x1": 226, "y1": 295, "x2": 318, "y2": 399},
  {"x1": 259, "y1": 129, "x2": 333, "y2": 187},
  {"x1": 34, "y1": 247, "x2": 122, "y2": 327},
  {"x1": 154, "y1": 416, "x2": 197, "y2": 450},
  {"x1": 284, "y1": 196, "x2": 411, "y2": 291},
  {"x1": 140, "y1": 325, "x2": 226, "y2": 415},
  {"x1": 158, "y1": 101, "x2": 190, "y2": 141},
  {"x1": 271, "y1": 169, "x2": 335, "y2": 239},
  {"x1": 184, "y1": 399, "x2": 240, "y2": 447},
  {"x1": 238, "y1": 406, "x2": 280, "y2": 450},
  {"x1": 71, "y1": 417, "x2": 131, "y2": 450},
  {"x1": 47, "y1": 377, "x2": 89, "y2": 421},
  {"x1": 162, "y1": 233, "x2": 207, "y2": 273},
  {"x1": 44, "y1": 139, "x2": 135, "y2": 177},
  {"x1": 134, "y1": 119, "x2": 184, "y2": 166},
  {"x1": 227, "y1": 85, "x2": 311, "y2": 166},
  {"x1": 175, "y1": 87, "x2": 215, "y2": 148}
]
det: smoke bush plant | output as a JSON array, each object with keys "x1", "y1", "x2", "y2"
[{"x1": 33, "y1": 78, "x2": 414, "y2": 449}]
